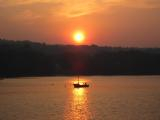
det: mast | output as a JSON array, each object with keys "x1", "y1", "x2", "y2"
[{"x1": 78, "y1": 75, "x2": 79, "y2": 84}]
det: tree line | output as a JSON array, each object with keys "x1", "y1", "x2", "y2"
[{"x1": 0, "y1": 39, "x2": 160, "y2": 77}]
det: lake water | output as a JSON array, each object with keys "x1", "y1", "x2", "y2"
[{"x1": 0, "y1": 76, "x2": 160, "y2": 120}]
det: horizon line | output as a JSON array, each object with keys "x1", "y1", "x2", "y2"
[{"x1": 0, "y1": 38, "x2": 160, "y2": 49}]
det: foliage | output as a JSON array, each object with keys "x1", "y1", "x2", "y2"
[{"x1": 0, "y1": 39, "x2": 160, "y2": 77}]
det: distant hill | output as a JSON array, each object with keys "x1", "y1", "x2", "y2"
[{"x1": 0, "y1": 39, "x2": 160, "y2": 77}]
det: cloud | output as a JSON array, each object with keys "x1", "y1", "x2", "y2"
[
  {"x1": 0, "y1": 0, "x2": 53, "y2": 7},
  {"x1": 0, "y1": 0, "x2": 160, "y2": 19},
  {"x1": 121, "y1": 0, "x2": 160, "y2": 8},
  {"x1": 0, "y1": 1, "x2": 63, "y2": 23}
]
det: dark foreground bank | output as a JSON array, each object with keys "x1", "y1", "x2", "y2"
[{"x1": 0, "y1": 39, "x2": 160, "y2": 77}]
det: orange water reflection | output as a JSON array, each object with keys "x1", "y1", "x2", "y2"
[
  {"x1": 64, "y1": 86, "x2": 92, "y2": 120},
  {"x1": 72, "y1": 78, "x2": 89, "y2": 84}
]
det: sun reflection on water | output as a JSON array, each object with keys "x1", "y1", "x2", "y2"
[{"x1": 64, "y1": 85, "x2": 92, "y2": 120}]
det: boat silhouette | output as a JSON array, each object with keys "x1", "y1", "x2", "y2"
[{"x1": 73, "y1": 76, "x2": 89, "y2": 88}]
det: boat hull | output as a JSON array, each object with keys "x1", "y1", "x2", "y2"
[{"x1": 73, "y1": 84, "x2": 89, "y2": 88}]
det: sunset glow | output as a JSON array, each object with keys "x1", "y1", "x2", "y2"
[
  {"x1": 73, "y1": 31, "x2": 85, "y2": 44},
  {"x1": 0, "y1": 0, "x2": 160, "y2": 47},
  {"x1": 73, "y1": 78, "x2": 88, "y2": 84},
  {"x1": 1, "y1": 0, "x2": 160, "y2": 119}
]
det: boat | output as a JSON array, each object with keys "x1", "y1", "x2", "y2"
[{"x1": 73, "y1": 76, "x2": 89, "y2": 88}]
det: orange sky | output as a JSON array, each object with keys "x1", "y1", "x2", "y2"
[{"x1": 0, "y1": 0, "x2": 160, "y2": 47}]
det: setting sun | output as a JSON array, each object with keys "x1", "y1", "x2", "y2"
[{"x1": 73, "y1": 31, "x2": 85, "y2": 44}]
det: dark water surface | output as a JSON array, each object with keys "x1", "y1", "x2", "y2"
[{"x1": 0, "y1": 76, "x2": 160, "y2": 120}]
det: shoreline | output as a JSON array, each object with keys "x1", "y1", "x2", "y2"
[{"x1": 1, "y1": 74, "x2": 160, "y2": 79}]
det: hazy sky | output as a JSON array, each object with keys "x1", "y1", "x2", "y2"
[{"x1": 0, "y1": 0, "x2": 160, "y2": 47}]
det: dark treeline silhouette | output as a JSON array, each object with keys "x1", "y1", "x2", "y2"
[{"x1": 0, "y1": 39, "x2": 160, "y2": 77}]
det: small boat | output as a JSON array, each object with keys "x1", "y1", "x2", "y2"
[{"x1": 73, "y1": 76, "x2": 89, "y2": 88}]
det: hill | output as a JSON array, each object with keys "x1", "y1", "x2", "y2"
[{"x1": 0, "y1": 39, "x2": 160, "y2": 77}]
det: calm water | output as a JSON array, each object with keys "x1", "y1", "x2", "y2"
[{"x1": 0, "y1": 76, "x2": 160, "y2": 120}]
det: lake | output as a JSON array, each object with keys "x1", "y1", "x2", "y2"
[{"x1": 0, "y1": 76, "x2": 160, "y2": 120}]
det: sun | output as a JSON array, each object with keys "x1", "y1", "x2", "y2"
[{"x1": 73, "y1": 31, "x2": 85, "y2": 44}]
